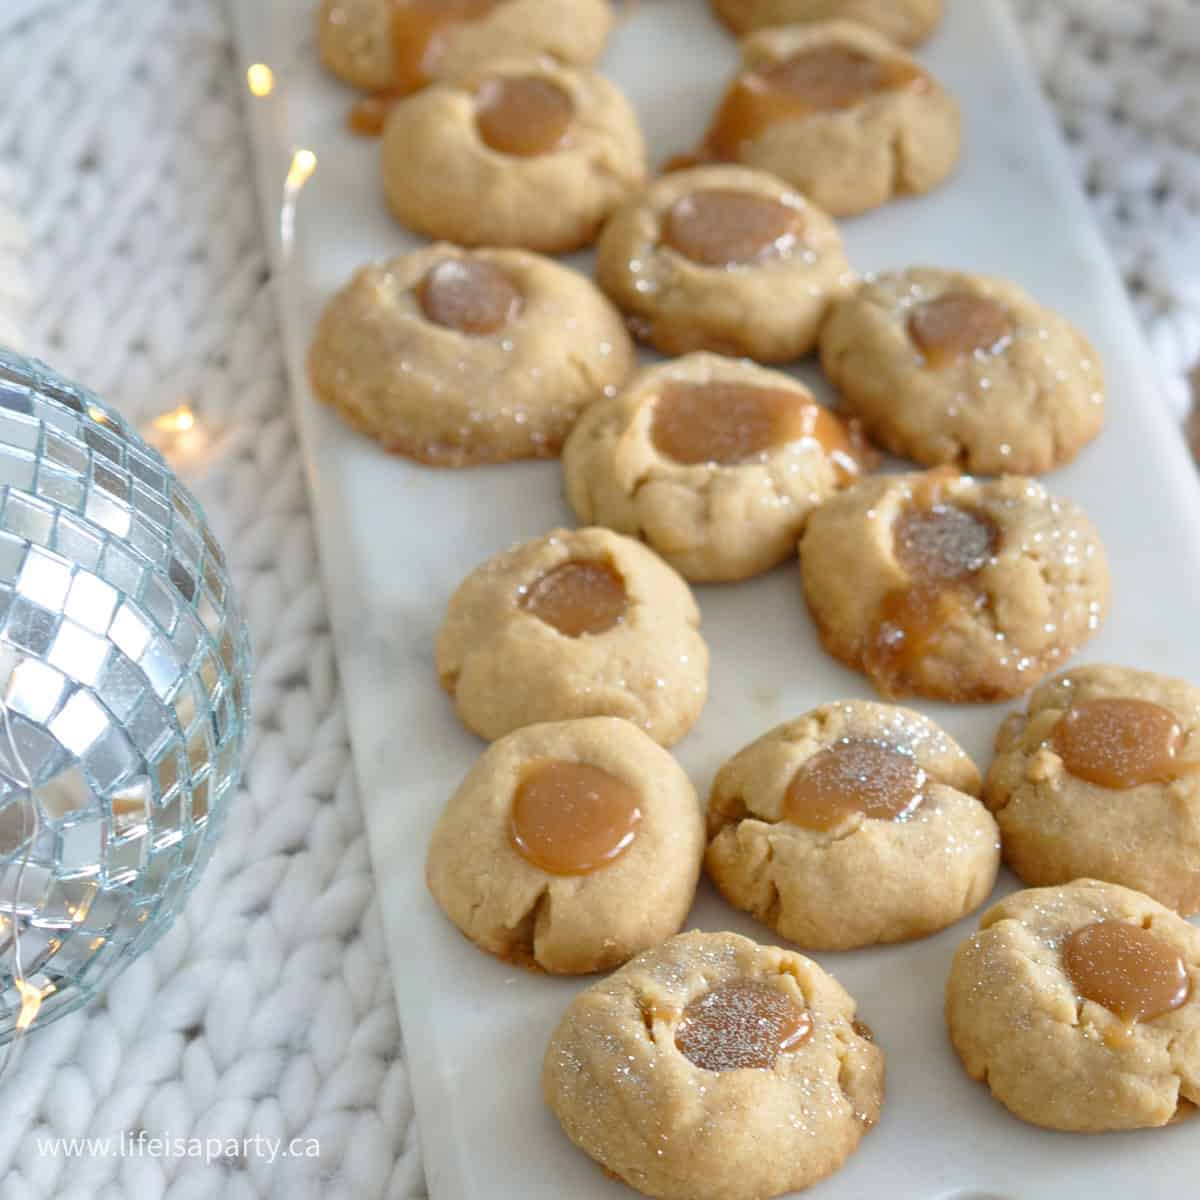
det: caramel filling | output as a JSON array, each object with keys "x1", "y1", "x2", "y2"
[
  {"x1": 520, "y1": 560, "x2": 628, "y2": 637},
  {"x1": 475, "y1": 76, "x2": 574, "y2": 157},
  {"x1": 510, "y1": 759, "x2": 642, "y2": 875},
  {"x1": 1052, "y1": 698, "x2": 1198, "y2": 789},
  {"x1": 1062, "y1": 920, "x2": 1190, "y2": 1024},
  {"x1": 909, "y1": 292, "x2": 1014, "y2": 368},
  {"x1": 690, "y1": 46, "x2": 929, "y2": 164},
  {"x1": 651, "y1": 380, "x2": 862, "y2": 482},
  {"x1": 864, "y1": 496, "x2": 1000, "y2": 696},
  {"x1": 417, "y1": 258, "x2": 523, "y2": 334},
  {"x1": 348, "y1": 0, "x2": 498, "y2": 135},
  {"x1": 784, "y1": 738, "x2": 926, "y2": 831},
  {"x1": 675, "y1": 980, "x2": 812, "y2": 1072},
  {"x1": 662, "y1": 189, "x2": 802, "y2": 268}
]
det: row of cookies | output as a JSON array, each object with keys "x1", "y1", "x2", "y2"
[
  {"x1": 429, "y1": 665, "x2": 1200, "y2": 980},
  {"x1": 318, "y1": 3, "x2": 960, "y2": 244},
  {"x1": 544, "y1": 875, "x2": 1200, "y2": 1200}
]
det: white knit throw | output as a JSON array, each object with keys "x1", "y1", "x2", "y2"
[{"x1": 0, "y1": 1, "x2": 1195, "y2": 1197}]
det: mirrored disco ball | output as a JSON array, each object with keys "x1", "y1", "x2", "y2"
[{"x1": 0, "y1": 349, "x2": 251, "y2": 1042}]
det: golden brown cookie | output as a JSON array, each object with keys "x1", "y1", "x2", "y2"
[
  {"x1": 706, "y1": 702, "x2": 999, "y2": 949},
  {"x1": 985, "y1": 665, "x2": 1200, "y2": 915},
  {"x1": 316, "y1": 0, "x2": 613, "y2": 94},
  {"x1": 307, "y1": 244, "x2": 634, "y2": 466},
  {"x1": 797, "y1": 470, "x2": 1111, "y2": 702},
  {"x1": 543, "y1": 930, "x2": 884, "y2": 1200},
  {"x1": 425, "y1": 717, "x2": 704, "y2": 973},
  {"x1": 595, "y1": 164, "x2": 854, "y2": 361},
  {"x1": 437, "y1": 527, "x2": 709, "y2": 745},
  {"x1": 819, "y1": 268, "x2": 1106, "y2": 474},
  {"x1": 711, "y1": 0, "x2": 943, "y2": 46},
  {"x1": 680, "y1": 21, "x2": 960, "y2": 216},
  {"x1": 563, "y1": 353, "x2": 874, "y2": 582},
  {"x1": 946, "y1": 879, "x2": 1200, "y2": 1131},
  {"x1": 380, "y1": 58, "x2": 646, "y2": 252}
]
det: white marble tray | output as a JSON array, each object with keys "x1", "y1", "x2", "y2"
[{"x1": 230, "y1": 1, "x2": 1200, "y2": 1195}]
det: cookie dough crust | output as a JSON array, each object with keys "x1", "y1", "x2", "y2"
[
  {"x1": 543, "y1": 930, "x2": 884, "y2": 1200},
  {"x1": 307, "y1": 243, "x2": 634, "y2": 466},
  {"x1": 946, "y1": 879, "x2": 1200, "y2": 1131},
  {"x1": 595, "y1": 164, "x2": 854, "y2": 362},
  {"x1": 563, "y1": 353, "x2": 868, "y2": 582},
  {"x1": 381, "y1": 59, "x2": 646, "y2": 253},
  {"x1": 985, "y1": 665, "x2": 1200, "y2": 915},
  {"x1": 819, "y1": 268, "x2": 1105, "y2": 474},
  {"x1": 706, "y1": 701, "x2": 998, "y2": 949},
  {"x1": 797, "y1": 471, "x2": 1111, "y2": 702},
  {"x1": 316, "y1": 0, "x2": 614, "y2": 92},
  {"x1": 436, "y1": 527, "x2": 709, "y2": 745},
  {"x1": 426, "y1": 717, "x2": 704, "y2": 974},
  {"x1": 714, "y1": 22, "x2": 960, "y2": 216},
  {"x1": 711, "y1": 0, "x2": 943, "y2": 47}
]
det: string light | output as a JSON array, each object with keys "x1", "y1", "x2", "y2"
[
  {"x1": 246, "y1": 63, "x2": 275, "y2": 98},
  {"x1": 281, "y1": 149, "x2": 317, "y2": 262},
  {"x1": 153, "y1": 405, "x2": 196, "y2": 434}
]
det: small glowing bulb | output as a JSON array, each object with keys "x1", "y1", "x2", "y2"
[
  {"x1": 247, "y1": 63, "x2": 275, "y2": 97},
  {"x1": 86, "y1": 404, "x2": 110, "y2": 425},
  {"x1": 286, "y1": 148, "x2": 317, "y2": 191},
  {"x1": 153, "y1": 405, "x2": 196, "y2": 434},
  {"x1": 14, "y1": 978, "x2": 55, "y2": 1033}
]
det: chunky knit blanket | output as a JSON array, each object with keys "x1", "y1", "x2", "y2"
[{"x1": 0, "y1": 0, "x2": 1195, "y2": 1196}]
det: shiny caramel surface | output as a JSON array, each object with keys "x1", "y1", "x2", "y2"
[
  {"x1": 909, "y1": 292, "x2": 1014, "y2": 368},
  {"x1": 417, "y1": 258, "x2": 523, "y2": 334},
  {"x1": 703, "y1": 46, "x2": 928, "y2": 161},
  {"x1": 661, "y1": 189, "x2": 801, "y2": 267},
  {"x1": 675, "y1": 980, "x2": 812, "y2": 1071},
  {"x1": 865, "y1": 500, "x2": 999, "y2": 695},
  {"x1": 1052, "y1": 698, "x2": 1193, "y2": 789},
  {"x1": 651, "y1": 381, "x2": 864, "y2": 482},
  {"x1": 520, "y1": 561, "x2": 628, "y2": 637},
  {"x1": 476, "y1": 76, "x2": 574, "y2": 157},
  {"x1": 784, "y1": 738, "x2": 926, "y2": 830},
  {"x1": 348, "y1": 0, "x2": 498, "y2": 134},
  {"x1": 1062, "y1": 920, "x2": 1190, "y2": 1023},
  {"x1": 510, "y1": 759, "x2": 642, "y2": 875}
]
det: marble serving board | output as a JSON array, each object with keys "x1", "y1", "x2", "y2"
[{"x1": 230, "y1": 1, "x2": 1200, "y2": 1196}]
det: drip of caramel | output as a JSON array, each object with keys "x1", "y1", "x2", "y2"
[
  {"x1": 661, "y1": 189, "x2": 801, "y2": 268},
  {"x1": 909, "y1": 292, "x2": 1014, "y2": 368},
  {"x1": 865, "y1": 499, "x2": 999, "y2": 696},
  {"x1": 652, "y1": 380, "x2": 864, "y2": 482},
  {"x1": 510, "y1": 760, "x2": 642, "y2": 875},
  {"x1": 417, "y1": 258, "x2": 523, "y2": 334},
  {"x1": 1051, "y1": 698, "x2": 1198, "y2": 789},
  {"x1": 676, "y1": 980, "x2": 812, "y2": 1072},
  {"x1": 476, "y1": 76, "x2": 574, "y2": 157},
  {"x1": 784, "y1": 738, "x2": 926, "y2": 831},
  {"x1": 684, "y1": 46, "x2": 929, "y2": 165},
  {"x1": 1062, "y1": 921, "x2": 1190, "y2": 1024},
  {"x1": 520, "y1": 560, "x2": 628, "y2": 637},
  {"x1": 347, "y1": 0, "x2": 498, "y2": 135}
]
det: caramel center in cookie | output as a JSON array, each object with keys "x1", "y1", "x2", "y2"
[
  {"x1": 521, "y1": 560, "x2": 628, "y2": 637},
  {"x1": 652, "y1": 380, "x2": 862, "y2": 480},
  {"x1": 417, "y1": 258, "x2": 523, "y2": 334},
  {"x1": 784, "y1": 738, "x2": 926, "y2": 830},
  {"x1": 348, "y1": 0, "x2": 499, "y2": 134},
  {"x1": 676, "y1": 980, "x2": 812, "y2": 1071},
  {"x1": 475, "y1": 76, "x2": 574, "y2": 157},
  {"x1": 1062, "y1": 920, "x2": 1190, "y2": 1024},
  {"x1": 894, "y1": 503, "x2": 999, "y2": 580},
  {"x1": 864, "y1": 498, "x2": 1001, "y2": 697},
  {"x1": 909, "y1": 293, "x2": 1014, "y2": 368},
  {"x1": 701, "y1": 47, "x2": 929, "y2": 161},
  {"x1": 661, "y1": 190, "x2": 801, "y2": 267},
  {"x1": 510, "y1": 759, "x2": 642, "y2": 875},
  {"x1": 1051, "y1": 698, "x2": 1195, "y2": 789}
]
